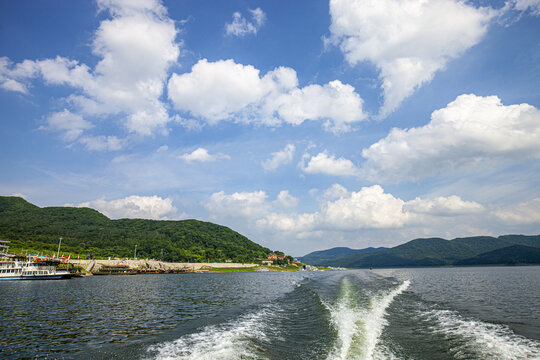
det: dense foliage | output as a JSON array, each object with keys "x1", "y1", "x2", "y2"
[
  {"x1": 312, "y1": 235, "x2": 540, "y2": 268},
  {"x1": 0, "y1": 196, "x2": 272, "y2": 262},
  {"x1": 454, "y1": 245, "x2": 540, "y2": 266}
]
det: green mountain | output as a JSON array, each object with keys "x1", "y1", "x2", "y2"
[
  {"x1": 323, "y1": 235, "x2": 540, "y2": 268},
  {"x1": 0, "y1": 196, "x2": 272, "y2": 262},
  {"x1": 298, "y1": 246, "x2": 387, "y2": 266},
  {"x1": 455, "y1": 245, "x2": 540, "y2": 266}
]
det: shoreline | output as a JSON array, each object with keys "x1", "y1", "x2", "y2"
[
  {"x1": 69, "y1": 259, "x2": 261, "y2": 273},
  {"x1": 67, "y1": 259, "x2": 330, "y2": 274}
]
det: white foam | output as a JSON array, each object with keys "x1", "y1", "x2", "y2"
[
  {"x1": 326, "y1": 278, "x2": 410, "y2": 360},
  {"x1": 147, "y1": 308, "x2": 271, "y2": 360},
  {"x1": 423, "y1": 308, "x2": 540, "y2": 359}
]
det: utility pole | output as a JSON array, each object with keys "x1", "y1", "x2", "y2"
[
  {"x1": 160, "y1": 248, "x2": 163, "y2": 260},
  {"x1": 134, "y1": 244, "x2": 137, "y2": 260},
  {"x1": 57, "y1": 237, "x2": 62, "y2": 258}
]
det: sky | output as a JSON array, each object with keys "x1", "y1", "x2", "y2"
[{"x1": 1, "y1": 0, "x2": 540, "y2": 256}]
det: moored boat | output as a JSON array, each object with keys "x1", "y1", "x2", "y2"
[
  {"x1": 93, "y1": 263, "x2": 137, "y2": 275},
  {"x1": 0, "y1": 258, "x2": 73, "y2": 280}
]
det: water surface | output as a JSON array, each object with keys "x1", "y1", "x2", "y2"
[{"x1": 0, "y1": 267, "x2": 539, "y2": 359}]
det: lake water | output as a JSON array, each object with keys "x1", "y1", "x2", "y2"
[{"x1": 1, "y1": 266, "x2": 539, "y2": 359}]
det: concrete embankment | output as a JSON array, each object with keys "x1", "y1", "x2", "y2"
[{"x1": 69, "y1": 259, "x2": 258, "y2": 273}]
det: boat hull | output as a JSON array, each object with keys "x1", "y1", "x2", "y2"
[{"x1": 0, "y1": 274, "x2": 73, "y2": 280}]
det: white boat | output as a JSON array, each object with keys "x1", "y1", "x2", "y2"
[{"x1": 0, "y1": 259, "x2": 72, "y2": 280}]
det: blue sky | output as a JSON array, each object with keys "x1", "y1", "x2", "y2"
[{"x1": 1, "y1": 0, "x2": 540, "y2": 256}]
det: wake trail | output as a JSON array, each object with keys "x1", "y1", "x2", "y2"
[
  {"x1": 326, "y1": 278, "x2": 410, "y2": 360},
  {"x1": 147, "y1": 306, "x2": 272, "y2": 360},
  {"x1": 421, "y1": 308, "x2": 540, "y2": 360}
]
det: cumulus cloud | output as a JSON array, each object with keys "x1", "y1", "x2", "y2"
[
  {"x1": 168, "y1": 58, "x2": 367, "y2": 132},
  {"x1": 41, "y1": 109, "x2": 93, "y2": 141},
  {"x1": 274, "y1": 190, "x2": 299, "y2": 208},
  {"x1": 77, "y1": 195, "x2": 179, "y2": 219},
  {"x1": 204, "y1": 190, "x2": 269, "y2": 219},
  {"x1": 1, "y1": 0, "x2": 180, "y2": 137},
  {"x1": 178, "y1": 148, "x2": 230, "y2": 163},
  {"x1": 206, "y1": 185, "x2": 483, "y2": 236},
  {"x1": 321, "y1": 185, "x2": 409, "y2": 229},
  {"x1": 225, "y1": 7, "x2": 266, "y2": 37},
  {"x1": 328, "y1": 0, "x2": 494, "y2": 117},
  {"x1": 493, "y1": 198, "x2": 540, "y2": 225},
  {"x1": 257, "y1": 212, "x2": 317, "y2": 233},
  {"x1": 301, "y1": 151, "x2": 359, "y2": 176},
  {"x1": 262, "y1": 144, "x2": 295, "y2": 171},
  {"x1": 361, "y1": 94, "x2": 540, "y2": 182},
  {"x1": 323, "y1": 183, "x2": 349, "y2": 199},
  {"x1": 404, "y1": 195, "x2": 484, "y2": 216}
]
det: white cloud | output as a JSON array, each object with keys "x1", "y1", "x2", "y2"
[
  {"x1": 328, "y1": 0, "x2": 494, "y2": 117},
  {"x1": 274, "y1": 190, "x2": 299, "y2": 208},
  {"x1": 1, "y1": 0, "x2": 180, "y2": 137},
  {"x1": 204, "y1": 190, "x2": 270, "y2": 219},
  {"x1": 262, "y1": 144, "x2": 295, "y2": 171},
  {"x1": 493, "y1": 198, "x2": 540, "y2": 225},
  {"x1": 169, "y1": 59, "x2": 272, "y2": 123},
  {"x1": 78, "y1": 195, "x2": 179, "y2": 219},
  {"x1": 0, "y1": 78, "x2": 27, "y2": 93},
  {"x1": 404, "y1": 195, "x2": 484, "y2": 216},
  {"x1": 0, "y1": 57, "x2": 34, "y2": 93},
  {"x1": 301, "y1": 151, "x2": 359, "y2": 176},
  {"x1": 79, "y1": 135, "x2": 125, "y2": 151},
  {"x1": 42, "y1": 109, "x2": 93, "y2": 141},
  {"x1": 174, "y1": 115, "x2": 204, "y2": 132},
  {"x1": 250, "y1": 7, "x2": 266, "y2": 25},
  {"x1": 321, "y1": 185, "x2": 409, "y2": 229},
  {"x1": 178, "y1": 148, "x2": 230, "y2": 163},
  {"x1": 508, "y1": 0, "x2": 540, "y2": 15},
  {"x1": 257, "y1": 212, "x2": 317, "y2": 233},
  {"x1": 167, "y1": 58, "x2": 367, "y2": 132},
  {"x1": 207, "y1": 184, "x2": 483, "y2": 238},
  {"x1": 361, "y1": 94, "x2": 540, "y2": 182},
  {"x1": 276, "y1": 80, "x2": 368, "y2": 133},
  {"x1": 225, "y1": 7, "x2": 266, "y2": 37},
  {"x1": 323, "y1": 183, "x2": 349, "y2": 199}
]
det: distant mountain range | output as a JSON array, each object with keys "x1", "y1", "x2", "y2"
[
  {"x1": 297, "y1": 246, "x2": 387, "y2": 266},
  {"x1": 0, "y1": 196, "x2": 272, "y2": 262},
  {"x1": 300, "y1": 235, "x2": 540, "y2": 268}
]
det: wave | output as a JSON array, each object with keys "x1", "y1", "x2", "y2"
[
  {"x1": 421, "y1": 308, "x2": 540, "y2": 359},
  {"x1": 325, "y1": 277, "x2": 410, "y2": 360},
  {"x1": 147, "y1": 306, "x2": 273, "y2": 360}
]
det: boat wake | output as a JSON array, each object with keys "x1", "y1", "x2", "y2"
[
  {"x1": 145, "y1": 272, "x2": 539, "y2": 360},
  {"x1": 421, "y1": 308, "x2": 540, "y2": 360},
  {"x1": 147, "y1": 306, "x2": 273, "y2": 360},
  {"x1": 325, "y1": 277, "x2": 410, "y2": 360}
]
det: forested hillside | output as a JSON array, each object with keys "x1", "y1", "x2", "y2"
[
  {"x1": 317, "y1": 235, "x2": 540, "y2": 268},
  {"x1": 298, "y1": 246, "x2": 387, "y2": 266},
  {"x1": 0, "y1": 196, "x2": 272, "y2": 262}
]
